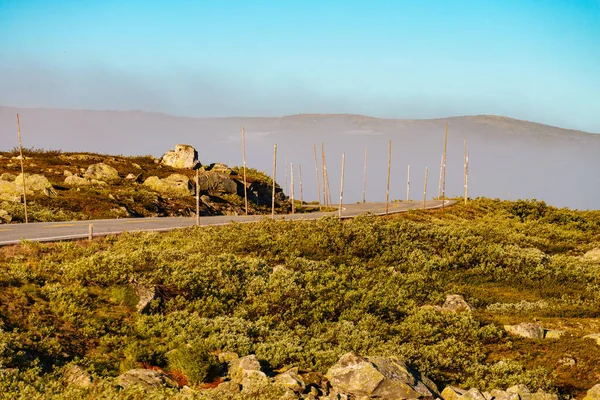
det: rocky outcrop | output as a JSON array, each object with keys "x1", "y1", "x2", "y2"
[
  {"x1": 161, "y1": 144, "x2": 199, "y2": 169},
  {"x1": 504, "y1": 323, "x2": 545, "y2": 339},
  {"x1": 325, "y1": 352, "x2": 438, "y2": 399},
  {"x1": 84, "y1": 163, "x2": 120, "y2": 181},
  {"x1": 441, "y1": 294, "x2": 474, "y2": 312},
  {"x1": 143, "y1": 174, "x2": 193, "y2": 196},
  {"x1": 116, "y1": 368, "x2": 178, "y2": 391}
]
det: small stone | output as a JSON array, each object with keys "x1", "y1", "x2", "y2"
[
  {"x1": 63, "y1": 364, "x2": 92, "y2": 388},
  {"x1": 274, "y1": 367, "x2": 305, "y2": 393},
  {"x1": 557, "y1": 356, "x2": 576, "y2": 367},
  {"x1": 490, "y1": 389, "x2": 520, "y2": 400},
  {"x1": 116, "y1": 369, "x2": 178, "y2": 390},
  {"x1": 442, "y1": 294, "x2": 475, "y2": 312},
  {"x1": 504, "y1": 323, "x2": 545, "y2": 339},
  {"x1": 135, "y1": 285, "x2": 157, "y2": 313},
  {"x1": 544, "y1": 330, "x2": 566, "y2": 339},
  {"x1": 583, "y1": 333, "x2": 600, "y2": 345},
  {"x1": 218, "y1": 351, "x2": 239, "y2": 363}
]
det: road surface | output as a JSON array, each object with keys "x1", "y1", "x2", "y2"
[{"x1": 0, "y1": 200, "x2": 453, "y2": 246}]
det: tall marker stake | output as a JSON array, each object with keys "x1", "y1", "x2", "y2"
[
  {"x1": 406, "y1": 165, "x2": 411, "y2": 201},
  {"x1": 195, "y1": 168, "x2": 200, "y2": 226},
  {"x1": 298, "y1": 164, "x2": 303, "y2": 204},
  {"x1": 442, "y1": 123, "x2": 448, "y2": 211},
  {"x1": 423, "y1": 167, "x2": 428, "y2": 210},
  {"x1": 272, "y1": 144, "x2": 277, "y2": 219},
  {"x1": 339, "y1": 153, "x2": 345, "y2": 218},
  {"x1": 437, "y1": 154, "x2": 443, "y2": 199},
  {"x1": 362, "y1": 148, "x2": 367, "y2": 204},
  {"x1": 313, "y1": 145, "x2": 321, "y2": 209},
  {"x1": 16, "y1": 114, "x2": 28, "y2": 223},
  {"x1": 463, "y1": 137, "x2": 467, "y2": 206},
  {"x1": 386, "y1": 139, "x2": 392, "y2": 215},
  {"x1": 321, "y1": 144, "x2": 326, "y2": 206},
  {"x1": 290, "y1": 163, "x2": 295, "y2": 214},
  {"x1": 241, "y1": 127, "x2": 248, "y2": 215}
]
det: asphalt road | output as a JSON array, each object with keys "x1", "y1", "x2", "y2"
[{"x1": 0, "y1": 200, "x2": 453, "y2": 246}]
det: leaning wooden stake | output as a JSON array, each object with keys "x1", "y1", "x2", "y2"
[
  {"x1": 290, "y1": 163, "x2": 295, "y2": 214},
  {"x1": 362, "y1": 148, "x2": 367, "y2": 204},
  {"x1": 339, "y1": 153, "x2": 345, "y2": 218},
  {"x1": 298, "y1": 164, "x2": 303, "y2": 204},
  {"x1": 88, "y1": 224, "x2": 94, "y2": 241},
  {"x1": 16, "y1": 114, "x2": 28, "y2": 223},
  {"x1": 272, "y1": 144, "x2": 277, "y2": 219},
  {"x1": 423, "y1": 167, "x2": 428, "y2": 210},
  {"x1": 241, "y1": 127, "x2": 248, "y2": 215},
  {"x1": 386, "y1": 139, "x2": 392, "y2": 215},
  {"x1": 195, "y1": 168, "x2": 200, "y2": 226},
  {"x1": 406, "y1": 165, "x2": 411, "y2": 201},
  {"x1": 442, "y1": 123, "x2": 448, "y2": 211},
  {"x1": 313, "y1": 145, "x2": 321, "y2": 209}
]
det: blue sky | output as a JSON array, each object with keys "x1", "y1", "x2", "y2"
[{"x1": 1, "y1": 0, "x2": 599, "y2": 132}]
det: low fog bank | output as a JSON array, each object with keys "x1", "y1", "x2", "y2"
[{"x1": 1, "y1": 107, "x2": 598, "y2": 210}]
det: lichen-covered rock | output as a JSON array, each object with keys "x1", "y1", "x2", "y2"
[
  {"x1": 544, "y1": 330, "x2": 565, "y2": 339},
  {"x1": 161, "y1": 144, "x2": 198, "y2": 169},
  {"x1": 63, "y1": 364, "x2": 92, "y2": 388},
  {"x1": 583, "y1": 384, "x2": 600, "y2": 400},
  {"x1": 583, "y1": 248, "x2": 600, "y2": 262},
  {"x1": 116, "y1": 368, "x2": 178, "y2": 390},
  {"x1": 462, "y1": 388, "x2": 487, "y2": 400},
  {"x1": 84, "y1": 163, "x2": 120, "y2": 181},
  {"x1": 274, "y1": 367, "x2": 305, "y2": 393},
  {"x1": 197, "y1": 172, "x2": 238, "y2": 194},
  {"x1": 504, "y1": 323, "x2": 545, "y2": 339},
  {"x1": 326, "y1": 353, "x2": 437, "y2": 399},
  {"x1": 489, "y1": 389, "x2": 520, "y2": 400},
  {"x1": 15, "y1": 173, "x2": 54, "y2": 193},
  {"x1": 0, "y1": 209, "x2": 12, "y2": 223},
  {"x1": 229, "y1": 354, "x2": 262, "y2": 383},
  {"x1": 143, "y1": 174, "x2": 193, "y2": 196},
  {"x1": 135, "y1": 285, "x2": 157, "y2": 313},
  {"x1": 64, "y1": 175, "x2": 91, "y2": 186},
  {"x1": 218, "y1": 351, "x2": 239, "y2": 363},
  {"x1": 0, "y1": 173, "x2": 16, "y2": 181},
  {"x1": 442, "y1": 294, "x2": 475, "y2": 312},
  {"x1": 442, "y1": 386, "x2": 467, "y2": 400}
]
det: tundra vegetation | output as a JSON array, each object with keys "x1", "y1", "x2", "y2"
[{"x1": 0, "y1": 198, "x2": 599, "y2": 399}]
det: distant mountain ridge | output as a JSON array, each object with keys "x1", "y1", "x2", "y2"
[{"x1": 1, "y1": 106, "x2": 598, "y2": 209}]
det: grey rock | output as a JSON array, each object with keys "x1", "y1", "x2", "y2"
[
  {"x1": 63, "y1": 364, "x2": 92, "y2": 388},
  {"x1": 442, "y1": 294, "x2": 475, "y2": 312},
  {"x1": 135, "y1": 285, "x2": 157, "y2": 313},
  {"x1": 64, "y1": 175, "x2": 91, "y2": 186},
  {"x1": 489, "y1": 389, "x2": 519, "y2": 400},
  {"x1": 218, "y1": 351, "x2": 239, "y2": 363},
  {"x1": 84, "y1": 163, "x2": 120, "y2": 181},
  {"x1": 504, "y1": 323, "x2": 545, "y2": 339},
  {"x1": 274, "y1": 367, "x2": 305, "y2": 393}
]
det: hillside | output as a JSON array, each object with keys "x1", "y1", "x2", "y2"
[
  {"x1": 1, "y1": 107, "x2": 599, "y2": 210},
  {"x1": 0, "y1": 199, "x2": 599, "y2": 398},
  {"x1": 0, "y1": 146, "x2": 288, "y2": 223}
]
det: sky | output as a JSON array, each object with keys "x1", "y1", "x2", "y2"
[{"x1": 1, "y1": 0, "x2": 599, "y2": 132}]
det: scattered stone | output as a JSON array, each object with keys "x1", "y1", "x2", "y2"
[
  {"x1": 161, "y1": 144, "x2": 199, "y2": 169},
  {"x1": 116, "y1": 369, "x2": 178, "y2": 390},
  {"x1": 229, "y1": 354, "x2": 262, "y2": 383},
  {"x1": 274, "y1": 367, "x2": 305, "y2": 393},
  {"x1": 84, "y1": 163, "x2": 120, "y2": 181},
  {"x1": 441, "y1": 294, "x2": 475, "y2": 312},
  {"x1": 64, "y1": 175, "x2": 91, "y2": 186},
  {"x1": 583, "y1": 384, "x2": 600, "y2": 400},
  {"x1": 584, "y1": 333, "x2": 600, "y2": 346},
  {"x1": 132, "y1": 163, "x2": 142, "y2": 169},
  {"x1": 135, "y1": 285, "x2": 158, "y2": 313},
  {"x1": 63, "y1": 364, "x2": 92, "y2": 388},
  {"x1": 143, "y1": 174, "x2": 193, "y2": 196},
  {"x1": 504, "y1": 323, "x2": 545, "y2": 339},
  {"x1": 442, "y1": 386, "x2": 467, "y2": 400},
  {"x1": 90, "y1": 179, "x2": 108, "y2": 186},
  {"x1": 557, "y1": 356, "x2": 576, "y2": 367},
  {"x1": 490, "y1": 389, "x2": 520, "y2": 400},
  {"x1": 125, "y1": 173, "x2": 142, "y2": 182},
  {"x1": 63, "y1": 170, "x2": 73, "y2": 177},
  {"x1": 216, "y1": 381, "x2": 241, "y2": 393},
  {"x1": 544, "y1": 330, "x2": 565, "y2": 339},
  {"x1": 507, "y1": 385, "x2": 531, "y2": 396}
]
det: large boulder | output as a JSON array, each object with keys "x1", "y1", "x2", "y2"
[
  {"x1": 143, "y1": 174, "x2": 193, "y2": 196},
  {"x1": 326, "y1": 353, "x2": 437, "y2": 399},
  {"x1": 116, "y1": 368, "x2": 179, "y2": 390},
  {"x1": 504, "y1": 323, "x2": 545, "y2": 339},
  {"x1": 1, "y1": 174, "x2": 55, "y2": 201},
  {"x1": 84, "y1": 163, "x2": 120, "y2": 181},
  {"x1": 161, "y1": 144, "x2": 198, "y2": 169},
  {"x1": 197, "y1": 172, "x2": 238, "y2": 194},
  {"x1": 0, "y1": 180, "x2": 21, "y2": 202}
]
